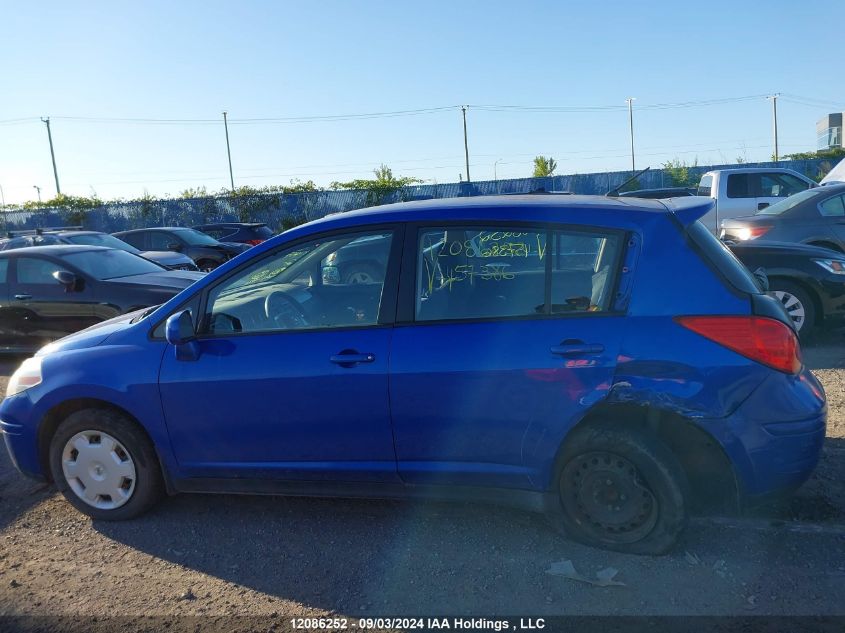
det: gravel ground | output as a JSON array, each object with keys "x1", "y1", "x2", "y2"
[{"x1": 0, "y1": 334, "x2": 844, "y2": 621}]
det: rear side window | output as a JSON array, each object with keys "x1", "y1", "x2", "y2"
[
  {"x1": 727, "y1": 174, "x2": 754, "y2": 198},
  {"x1": 819, "y1": 195, "x2": 845, "y2": 217},
  {"x1": 415, "y1": 226, "x2": 622, "y2": 322},
  {"x1": 697, "y1": 175, "x2": 713, "y2": 197},
  {"x1": 687, "y1": 221, "x2": 761, "y2": 295}
]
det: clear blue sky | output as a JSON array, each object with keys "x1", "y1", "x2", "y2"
[{"x1": 1, "y1": 0, "x2": 843, "y2": 204}]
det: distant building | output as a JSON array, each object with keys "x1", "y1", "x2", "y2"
[{"x1": 817, "y1": 113, "x2": 843, "y2": 150}]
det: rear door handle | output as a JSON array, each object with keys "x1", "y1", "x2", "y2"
[
  {"x1": 550, "y1": 343, "x2": 604, "y2": 357},
  {"x1": 330, "y1": 351, "x2": 375, "y2": 367},
  {"x1": 14, "y1": 294, "x2": 32, "y2": 300}
]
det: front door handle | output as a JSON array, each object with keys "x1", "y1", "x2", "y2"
[
  {"x1": 551, "y1": 342, "x2": 604, "y2": 357},
  {"x1": 330, "y1": 351, "x2": 375, "y2": 367},
  {"x1": 757, "y1": 202, "x2": 770, "y2": 210},
  {"x1": 14, "y1": 294, "x2": 32, "y2": 300}
]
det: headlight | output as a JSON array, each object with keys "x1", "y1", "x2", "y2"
[
  {"x1": 813, "y1": 258, "x2": 845, "y2": 275},
  {"x1": 6, "y1": 357, "x2": 43, "y2": 397}
]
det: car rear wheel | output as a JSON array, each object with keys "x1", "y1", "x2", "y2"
[
  {"x1": 49, "y1": 408, "x2": 164, "y2": 520},
  {"x1": 770, "y1": 281, "x2": 815, "y2": 338},
  {"x1": 555, "y1": 424, "x2": 688, "y2": 555}
]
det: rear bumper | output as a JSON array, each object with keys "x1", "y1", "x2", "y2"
[{"x1": 703, "y1": 367, "x2": 827, "y2": 501}]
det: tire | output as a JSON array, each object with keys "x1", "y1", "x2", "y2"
[
  {"x1": 49, "y1": 408, "x2": 164, "y2": 520},
  {"x1": 769, "y1": 280, "x2": 816, "y2": 339},
  {"x1": 553, "y1": 423, "x2": 689, "y2": 555},
  {"x1": 343, "y1": 263, "x2": 382, "y2": 285},
  {"x1": 197, "y1": 259, "x2": 219, "y2": 273}
]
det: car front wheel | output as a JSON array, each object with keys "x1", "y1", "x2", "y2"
[
  {"x1": 555, "y1": 424, "x2": 688, "y2": 555},
  {"x1": 49, "y1": 408, "x2": 164, "y2": 520},
  {"x1": 769, "y1": 281, "x2": 815, "y2": 339}
]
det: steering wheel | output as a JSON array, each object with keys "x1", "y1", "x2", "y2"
[{"x1": 264, "y1": 291, "x2": 309, "y2": 329}]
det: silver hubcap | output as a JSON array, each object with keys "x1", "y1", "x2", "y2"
[
  {"x1": 773, "y1": 290, "x2": 806, "y2": 331},
  {"x1": 61, "y1": 431, "x2": 136, "y2": 510},
  {"x1": 346, "y1": 271, "x2": 374, "y2": 284}
]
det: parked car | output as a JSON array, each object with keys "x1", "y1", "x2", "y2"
[
  {"x1": 727, "y1": 240, "x2": 845, "y2": 337},
  {"x1": 0, "y1": 228, "x2": 198, "y2": 271},
  {"x1": 0, "y1": 245, "x2": 203, "y2": 352},
  {"x1": 113, "y1": 227, "x2": 248, "y2": 272},
  {"x1": 720, "y1": 183, "x2": 845, "y2": 253},
  {"x1": 1, "y1": 195, "x2": 825, "y2": 555},
  {"x1": 192, "y1": 222, "x2": 274, "y2": 246},
  {"x1": 820, "y1": 158, "x2": 845, "y2": 185},
  {"x1": 618, "y1": 187, "x2": 696, "y2": 199},
  {"x1": 696, "y1": 168, "x2": 816, "y2": 232}
]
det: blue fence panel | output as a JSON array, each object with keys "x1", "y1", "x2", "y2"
[{"x1": 1, "y1": 158, "x2": 839, "y2": 235}]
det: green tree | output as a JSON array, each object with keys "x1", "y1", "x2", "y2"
[
  {"x1": 22, "y1": 193, "x2": 103, "y2": 226},
  {"x1": 532, "y1": 156, "x2": 557, "y2": 177},
  {"x1": 662, "y1": 157, "x2": 699, "y2": 187},
  {"x1": 331, "y1": 164, "x2": 422, "y2": 207}
]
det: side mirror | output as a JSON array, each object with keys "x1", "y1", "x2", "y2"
[
  {"x1": 165, "y1": 310, "x2": 200, "y2": 361},
  {"x1": 53, "y1": 270, "x2": 79, "y2": 292},
  {"x1": 167, "y1": 242, "x2": 182, "y2": 252}
]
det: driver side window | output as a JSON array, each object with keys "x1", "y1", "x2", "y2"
[{"x1": 205, "y1": 231, "x2": 393, "y2": 335}]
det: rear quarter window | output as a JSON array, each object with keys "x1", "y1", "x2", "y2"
[{"x1": 687, "y1": 221, "x2": 761, "y2": 295}]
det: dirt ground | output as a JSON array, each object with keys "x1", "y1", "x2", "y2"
[{"x1": 1, "y1": 334, "x2": 844, "y2": 623}]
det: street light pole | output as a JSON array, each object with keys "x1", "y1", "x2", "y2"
[
  {"x1": 768, "y1": 94, "x2": 780, "y2": 162},
  {"x1": 223, "y1": 111, "x2": 235, "y2": 191},
  {"x1": 494, "y1": 158, "x2": 503, "y2": 181},
  {"x1": 33, "y1": 185, "x2": 42, "y2": 203},
  {"x1": 461, "y1": 106, "x2": 471, "y2": 183},
  {"x1": 625, "y1": 98, "x2": 636, "y2": 174},
  {"x1": 41, "y1": 117, "x2": 60, "y2": 195}
]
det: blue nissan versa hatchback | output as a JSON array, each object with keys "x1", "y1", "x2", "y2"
[{"x1": 0, "y1": 196, "x2": 827, "y2": 554}]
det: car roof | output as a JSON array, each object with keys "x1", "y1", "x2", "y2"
[
  {"x1": 0, "y1": 244, "x2": 111, "y2": 257},
  {"x1": 194, "y1": 222, "x2": 266, "y2": 228},
  {"x1": 701, "y1": 167, "x2": 805, "y2": 175},
  {"x1": 116, "y1": 227, "x2": 191, "y2": 234}
]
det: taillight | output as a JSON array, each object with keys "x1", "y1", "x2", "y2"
[
  {"x1": 736, "y1": 226, "x2": 772, "y2": 241},
  {"x1": 675, "y1": 316, "x2": 801, "y2": 374},
  {"x1": 246, "y1": 239, "x2": 263, "y2": 246}
]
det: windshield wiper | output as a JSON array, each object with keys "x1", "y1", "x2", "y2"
[{"x1": 130, "y1": 305, "x2": 161, "y2": 324}]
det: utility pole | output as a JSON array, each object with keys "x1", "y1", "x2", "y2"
[
  {"x1": 41, "y1": 117, "x2": 60, "y2": 195},
  {"x1": 223, "y1": 111, "x2": 235, "y2": 191},
  {"x1": 625, "y1": 98, "x2": 636, "y2": 174},
  {"x1": 461, "y1": 106, "x2": 471, "y2": 182},
  {"x1": 33, "y1": 185, "x2": 42, "y2": 203},
  {"x1": 768, "y1": 94, "x2": 780, "y2": 162}
]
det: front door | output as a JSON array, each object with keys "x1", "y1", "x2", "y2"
[
  {"x1": 7, "y1": 255, "x2": 97, "y2": 348},
  {"x1": 389, "y1": 224, "x2": 628, "y2": 490},
  {"x1": 158, "y1": 228, "x2": 402, "y2": 482}
]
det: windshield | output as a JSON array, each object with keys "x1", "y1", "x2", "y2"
[
  {"x1": 65, "y1": 233, "x2": 141, "y2": 253},
  {"x1": 61, "y1": 249, "x2": 165, "y2": 280},
  {"x1": 173, "y1": 228, "x2": 221, "y2": 246},
  {"x1": 756, "y1": 188, "x2": 820, "y2": 215}
]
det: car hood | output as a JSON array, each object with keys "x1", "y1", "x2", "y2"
[
  {"x1": 102, "y1": 270, "x2": 205, "y2": 289},
  {"x1": 35, "y1": 307, "x2": 149, "y2": 356},
  {"x1": 141, "y1": 250, "x2": 195, "y2": 265},
  {"x1": 729, "y1": 240, "x2": 844, "y2": 258}
]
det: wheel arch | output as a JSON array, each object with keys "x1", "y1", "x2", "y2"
[
  {"x1": 551, "y1": 402, "x2": 740, "y2": 515},
  {"x1": 37, "y1": 398, "x2": 173, "y2": 493}
]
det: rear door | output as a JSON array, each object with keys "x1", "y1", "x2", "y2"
[
  {"x1": 757, "y1": 172, "x2": 812, "y2": 212},
  {"x1": 388, "y1": 223, "x2": 630, "y2": 491},
  {"x1": 7, "y1": 255, "x2": 98, "y2": 347}
]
